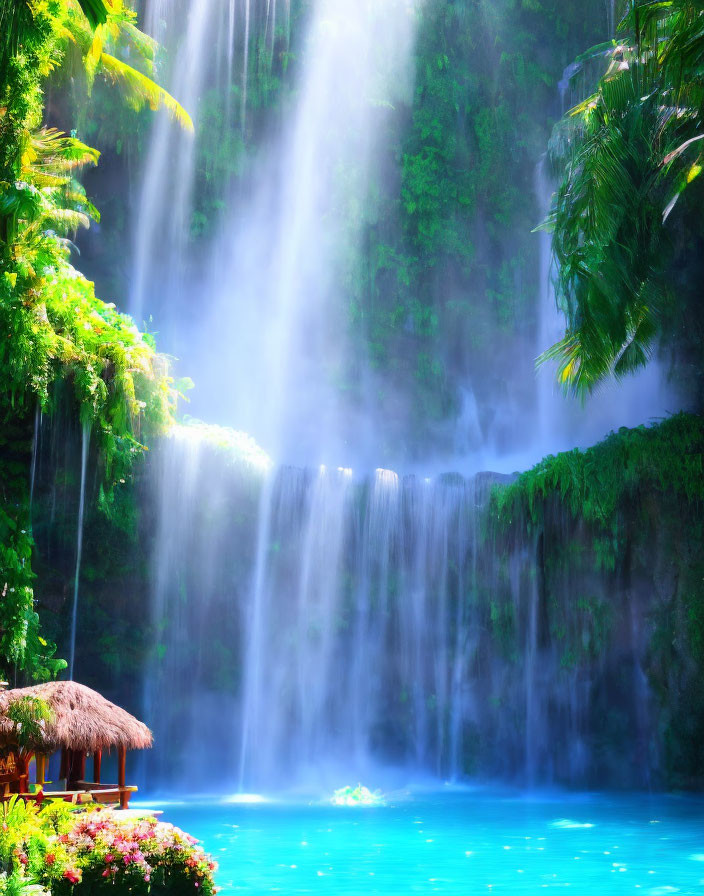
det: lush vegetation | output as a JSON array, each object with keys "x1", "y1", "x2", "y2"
[
  {"x1": 0, "y1": 798, "x2": 216, "y2": 896},
  {"x1": 0, "y1": 0, "x2": 189, "y2": 682},
  {"x1": 545, "y1": 0, "x2": 704, "y2": 402},
  {"x1": 494, "y1": 413, "x2": 704, "y2": 555},
  {"x1": 491, "y1": 412, "x2": 704, "y2": 786}
]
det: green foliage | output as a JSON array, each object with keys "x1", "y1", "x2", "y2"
[
  {"x1": 491, "y1": 412, "x2": 704, "y2": 786},
  {"x1": 0, "y1": 427, "x2": 66, "y2": 682},
  {"x1": 4, "y1": 696, "x2": 53, "y2": 749},
  {"x1": 0, "y1": 0, "x2": 189, "y2": 680},
  {"x1": 493, "y1": 412, "x2": 704, "y2": 540},
  {"x1": 545, "y1": 0, "x2": 704, "y2": 398},
  {"x1": 0, "y1": 872, "x2": 49, "y2": 896}
]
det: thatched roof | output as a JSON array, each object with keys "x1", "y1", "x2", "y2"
[{"x1": 0, "y1": 681, "x2": 153, "y2": 753}]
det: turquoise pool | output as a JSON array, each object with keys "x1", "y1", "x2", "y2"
[{"x1": 144, "y1": 789, "x2": 704, "y2": 894}]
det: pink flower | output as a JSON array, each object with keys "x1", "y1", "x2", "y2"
[{"x1": 46, "y1": 853, "x2": 56, "y2": 866}]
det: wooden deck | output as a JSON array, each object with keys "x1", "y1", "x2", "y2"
[{"x1": 8, "y1": 783, "x2": 138, "y2": 809}]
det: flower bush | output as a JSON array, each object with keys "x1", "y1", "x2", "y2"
[{"x1": 0, "y1": 799, "x2": 217, "y2": 896}]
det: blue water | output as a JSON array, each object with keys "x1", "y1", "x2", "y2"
[{"x1": 142, "y1": 789, "x2": 704, "y2": 894}]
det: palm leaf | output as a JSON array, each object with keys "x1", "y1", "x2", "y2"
[
  {"x1": 42, "y1": 207, "x2": 92, "y2": 231},
  {"x1": 75, "y1": 0, "x2": 110, "y2": 29},
  {"x1": 26, "y1": 128, "x2": 101, "y2": 173},
  {"x1": 98, "y1": 53, "x2": 194, "y2": 132}
]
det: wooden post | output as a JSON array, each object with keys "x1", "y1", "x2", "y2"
[
  {"x1": 93, "y1": 750, "x2": 102, "y2": 784},
  {"x1": 77, "y1": 751, "x2": 86, "y2": 784},
  {"x1": 17, "y1": 754, "x2": 30, "y2": 794},
  {"x1": 117, "y1": 745, "x2": 126, "y2": 788},
  {"x1": 35, "y1": 754, "x2": 46, "y2": 788},
  {"x1": 117, "y1": 745, "x2": 127, "y2": 810},
  {"x1": 59, "y1": 747, "x2": 68, "y2": 782},
  {"x1": 66, "y1": 750, "x2": 86, "y2": 789}
]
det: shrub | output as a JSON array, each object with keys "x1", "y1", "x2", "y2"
[{"x1": 0, "y1": 799, "x2": 217, "y2": 896}]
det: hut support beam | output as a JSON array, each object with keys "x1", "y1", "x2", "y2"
[
  {"x1": 117, "y1": 745, "x2": 127, "y2": 809},
  {"x1": 77, "y1": 750, "x2": 86, "y2": 785},
  {"x1": 35, "y1": 754, "x2": 46, "y2": 787},
  {"x1": 59, "y1": 747, "x2": 68, "y2": 783},
  {"x1": 93, "y1": 750, "x2": 101, "y2": 784}
]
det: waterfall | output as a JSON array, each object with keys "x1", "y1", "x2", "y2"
[
  {"x1": 131, "y1": 0, "x2": 418, "y2": 465},
  {"x1": 131, "y1": 0, "x2": 226, "y2": 325},
  {"x1": 131, "y1": 0, "x2": 673, "y2": 796},
  {"x1": 141, "y1": 430, "x2": 664, "y2": 793},
  {"x1": 68, "y1": 423, "x2": 90, "y2": 682},
  {"x1": 241, "y1": 0, "x2": 250, "y2": 128},
  {"x1": 144, "y1": 433, "x2": 496, "y2": 792},
  {"x1": 606, "y1": 0, "x2": 617, "y2": 37},
  {"x1": 524, "y1": 551, "x2": 540, "y2": 786}
]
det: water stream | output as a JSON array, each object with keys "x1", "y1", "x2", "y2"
[
  {"x1": 29, "y1": 405, "x2": 41, "y2": 512},
  {"x1": 68, "y1": 423, "x2": 90, "y2": 682}
]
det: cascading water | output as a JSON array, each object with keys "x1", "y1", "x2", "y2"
[
  {"x1": 145, "y1": 435, "x2": 505, "y2": 791},
  {"x1": 131, "y1": 0, "x2": 216, "y2": 328},
  {"x1": 131, "y1": 0, "x2": 679, "y2": 795},
  {"x1": 68, "y1": 423, "x2": 90, "y2": 681},
  {"x1": 142, "y1": 430, "x2": 661, "y2": 792},
  {"x1": 606, "y1": 0, "x2": 617, "y2": 37},
  {"x1": 135, "y1": 0, "x2": 417, "y2": 464}
]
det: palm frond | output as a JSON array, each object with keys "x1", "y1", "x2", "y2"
[
  {"x1": 544, "y1": 0, "x2": 703, "y2": 393},
  {"x1": 75, "y1": 0, "x2": 110, "y2": 29},
  {"x1": 98, "y1": 52, "x2": 194, "y2": 132},
  {"x1": 42, "y1": 207, "x2": 92, "y2": 231},
  {"x1": 26, "y1": 128, "x2": 101, "y2": 174}
]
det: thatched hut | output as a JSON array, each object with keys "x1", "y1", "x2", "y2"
[{"x1": 0, "y1": 681, "x2": 152, "y2": 808}]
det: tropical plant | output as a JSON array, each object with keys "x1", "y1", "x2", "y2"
[
  {"x1": 59, "y1": 1, "x2": 193, "y2": 130},
  {"x1": 543, "y1": 0, "x2": 704, "y2": 395},
  {"x1": 0, "y1": 0, "x2": 190, "y2": 682},
  {"x1": 4, "y1": 696, "x2": 53, "y2": 750},
  {"x1": 0, "y1": 697, "x2": 52, "y2": 796},
  {"x1": 0, "y1": 872, "x2": 50, "y2": 896}
]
